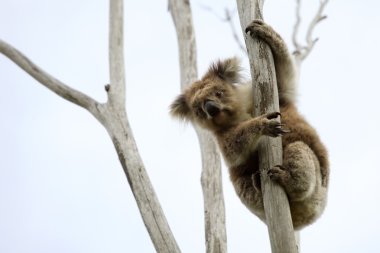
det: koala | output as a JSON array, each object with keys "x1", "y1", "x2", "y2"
[{"x1": 170, "y1": 20, "x2": 329, "y2": 230}]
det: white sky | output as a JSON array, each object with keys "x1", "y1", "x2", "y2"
[{"x1": 1, "y1": 0, "x2": 380, "y2": 252}]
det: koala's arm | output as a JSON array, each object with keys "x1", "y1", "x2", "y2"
[
  {"x1": 218, "y1": 112, "x2": 287, "y2": 166},
  {"x1": 246, "y1": 20, "x2": 297, "y2": 105}
]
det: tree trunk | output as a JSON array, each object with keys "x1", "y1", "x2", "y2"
[
  {"x1": 235, "y1": 0, "x2": 298, "y2": 253},
  {"x1": 168, "y1": 1, "x2": 228, "y2": 253}
]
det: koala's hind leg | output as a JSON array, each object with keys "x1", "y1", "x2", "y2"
[{"x1": 268, "y1": 141, "x2": 319, "y2": 201}]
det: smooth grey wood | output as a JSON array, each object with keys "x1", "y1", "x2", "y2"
[
  {"x1": 0, "y1": 1, "x2": 181, "y2": 252},
  {"x1": 169, "y1": 1, "x2": 227, "y2": 252},
  {"x1": 235, "y1": 1, "x2": 298, "y2": 253}
]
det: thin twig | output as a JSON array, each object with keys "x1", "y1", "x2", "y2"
[
  {"x1": 199, "y1": 3, "x2": 225, "y2": 20},
  {"x1": 292, "y1": 0, "x2": 329, "y2": 63},
  {"x1": 225, "y1": 8, "x2": 247, "y2": 55},
  {"x1": 303, "y1": 0, "x2": 328, "y2": 59},
  {"x1": 200, "y1": 4, "x2": 247, "y2": 55},
  {"x1": 292, "y1": 0, "x2": 302, "y2": 52}
]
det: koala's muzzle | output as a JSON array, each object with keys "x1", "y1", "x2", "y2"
[{"x1": 204, "y1": 100, "x2": 220, "y2": 117}]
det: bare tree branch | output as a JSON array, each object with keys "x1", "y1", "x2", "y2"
[
  {"x1": 306, "y1": 0, "x2": 328, "y2": 46},
  {"x1": 103, "y1": 115, "x2": 181, "y2": 253},
  {"x1": 198, "y1": 128, "x2": 227, "y2": 253},
  {"x1": 0, "y1": 39, "x2": 100, "y2": 116},
  {"x1": 235, "y1": 0, "x2": 298, "y2": 252},
  {"x1": 292, "y1": 0, "x2": 302, "y2": 52},
  {"x1": 98, "y1": 1, "x2": 181, "y2": 252},
  {"x1": 1, "y1": 1, "x2": 181, "y2": 252},
  {"x1": 168, "y1": 0, "x2": 197, "y2": 89},
  {"x1": 169, "y1": 1, "x2": 227, "y2": 253},
  {"x1": 293, "y1": 0, "x2": 329, "y2": 64},
  {"x1": 108, "y1": 0, "x2": 126, "y2": 110}
]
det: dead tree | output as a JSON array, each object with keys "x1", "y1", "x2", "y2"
[
  {"x1": 168, "y1": 1, "x2": 227, "y2": 252},
  {"x1": 0, "y1": 0, "x2": 180, "y2": 252},
  {"x1": 234, "y1": 0, "x2": 328, "y2": 252},
  {"x1": 0, "y1": 0, "x2": 228, "y2": 252},
  {"x1": 236, "y1": 1, "x2": 298, "y2": 252},
  {"x1": 0, "y1": 0, "x2": 328, "y2": 252}
]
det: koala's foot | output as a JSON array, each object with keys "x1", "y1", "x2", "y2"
[
  {"x1": 260, "y1": 112, "x2": 290, "y2": 137},
  {"x1": 268, "y1": 165, "x2": 289, "y2": 183},
  {"x1": 245, "y1": 19, "x2": 288, "y2": 57},
  {"x1": 271, "y1": 141, "x2": 320, "y2": 201}
]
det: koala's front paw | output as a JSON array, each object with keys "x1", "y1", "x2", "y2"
[
  {"x1": 261, "y1": 112, "x2": 290, "y2": 137},
  {"x1": 245, "y1": 20, "x2": 287, "y2": 56},
  {"x1": 245, "y1": 19, "x2": 273, "y2": 40}
]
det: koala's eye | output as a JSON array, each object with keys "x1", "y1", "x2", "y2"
[
  {"x1": 194, "y1": 105, "x2": 206, "y2": 118},
  {"x1": 215, "y1": 91, "x2": 223, "y2": 98}
]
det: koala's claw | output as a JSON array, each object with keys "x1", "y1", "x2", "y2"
[
  {"x1": 260, "y1": 112, "x2": 290, "y2": 137},
  {"x1": 263, "y1": 119, "x2": 290, "y2": 137},
  {"x1": 268, "y1": 165, "x2": 287, "y2": 181},
  {"x1": 277, "y1": 124, "x2": 291, "y2": 134}
]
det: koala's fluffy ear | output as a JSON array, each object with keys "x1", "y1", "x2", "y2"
[
  {"x1": 170, "y1": 94, "x2": 191, "y2": 121},
  {"x1": 203, "y1": 57, "x2": 242, "y2": 83}
]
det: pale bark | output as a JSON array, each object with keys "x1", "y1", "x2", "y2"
[
  {"x1": 0, "y1": 0, "x2": 180, "y2": 252},
  {"x1": 198, "y1": 128, "x2": 227, "y2": 253},
  {"x1": 235, "y1": 1, "x2": 298, "y2": 253},
  {"x1": 168, "y1": 1, "x2": 227, "y2": 253},
  {"x1": 108, "y1": 0, "x2": 126, "y2": 110}
]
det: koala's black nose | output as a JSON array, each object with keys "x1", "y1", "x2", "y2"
[{"x1": 204, "y1": 101, "x2": 220, "y2": 117}]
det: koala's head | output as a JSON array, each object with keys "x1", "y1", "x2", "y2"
[{"x1": 170, "y1": 57, "x2": 251, "y2": 131}]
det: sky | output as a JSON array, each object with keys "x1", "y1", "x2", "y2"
[{"x1": 1, "y1": 0, "x2": 380, "y2": 252}]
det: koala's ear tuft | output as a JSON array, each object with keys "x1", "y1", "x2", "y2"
[
  {"x1": 170, "y1": 94, "x2": 191, "y2": 121},
  {"x1": 203, "y1": 57, "x2": 242, "y2": 83}
]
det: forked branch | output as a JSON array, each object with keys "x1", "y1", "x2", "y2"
[
  {"x1": 0, "y1": 1, "x2": 181, "y2": 252},
  {"x1": 292, "y1": 0, "x2": 329, "y2": 64}
]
